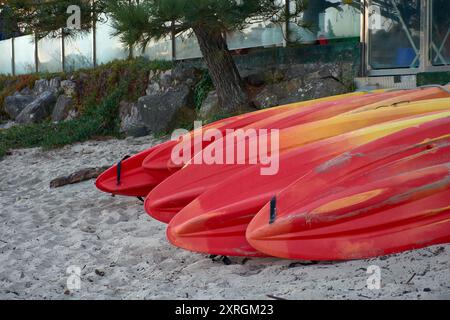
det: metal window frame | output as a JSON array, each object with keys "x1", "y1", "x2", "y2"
[{"x1": 363, "y1": 0, "x2": 450, "y2": 76}]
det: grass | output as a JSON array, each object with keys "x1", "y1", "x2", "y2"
[
  {"x1": 0, "y1": 57, "x2": 174, "y2": 159},
  {"x1": 0, "y1": 84, "x2": 125, "y2": 158}
]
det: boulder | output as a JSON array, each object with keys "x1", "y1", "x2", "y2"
[
  {"x1": 4, "y1": 94, "x2": 35, "y2": 119},
  {"x1": 51, "y1": 95, "x2": 74, "y2": 122},
  {"x1": 253, "y1": 78, "x2": 303, "y2": 109},
  {"x1": 119, "y1": 101, "x2": 148, "y2": 137},
  {"x1": 253, "y1": 75, "x2": 347, "y2": 109},
  {"x1": 198, "y1": 91, "x2": 221, "y2": 120},
  {"x1": 60, "y1": 80, "x2": 77, "y2": 97},
  {"x1": 48, "y1": 77, "x2": 61, "y2": 91},
  {"x1": 172, "y1": 65, "x2": 200, "y2": 87},
  {"x1": 16, "y1": 91, "x2": 57, "y2": 124},
  {"x1": 32, "y1": 77, "x2": 60, "y2": 95},
  {"x1": 137, "y1": 85, "x2": 194, "y2": 134},
  {"x1": 20, "y1": 87, "x2": 33, "y2": 96},
  {"x1": 145, "y1": 66, "x2": 201, "y2": 96},
  {"x1": 299, "y1": 78, "x2": 348, "y2": 101},
  {"x1": 33, "y1": 79, "x2": 50, "y2": 94},
  {"x1": 65, "y1": 109, "x2": 79, "y2": 121},
  {"x1": 244, "y1": 73, "x2": 266, "y2": 87},
  {"x1": 282, "y1": 63, "x2": 340, "y2": 81}
]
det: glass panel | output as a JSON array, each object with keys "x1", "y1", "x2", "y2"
[
  {"x1": 96, "y1": 14, "x2": 129, "y2": 65},
  {"x1": 368, "y1": 0, "x2": 421, "y2": 70},
  {"x1": 175, "y1": 21, "x2": 285, "y2": 60},
  {"x1": 175, "y1": 30, "x2": 202, "y2": 60},
  {"x1": 228, "y1": 22, "x2": 284, "y2": 50},
  {"x1": 38, "y1": 36, "x2": 62, "y2": 73},
  {"x1": 0, "y1": 39, "x2": 13, "y2": 75},
  {"x1": 322, "y1": 1, "x2": 361, "y2": 39},
  {"x1": 14, "y1": 34, "x2": 36, "y2": 75},
  {"x1": 65, "y1": 33, "x2": 93, "y2": 71},
  {"x1": 133, "y1": 36, "x2": 173, "y2": 61},
  {"x1": 290, "y1": 0, "x2": 361, "y2": 44},
  {"x1": 430, "y1": 0, "x2": 450, "y2": 66}
]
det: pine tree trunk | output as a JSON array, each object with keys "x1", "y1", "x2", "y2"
[{"x1": 193, "y1": 26, "x2": 249, "y2": 113}]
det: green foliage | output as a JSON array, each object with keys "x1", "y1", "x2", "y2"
[
  {"x1": 106, "y1": 0, "x2": 306, "y2": 50},
  {"x1": 0, "y1": 58, "x2": 173, "y2": 158},
  {"x1": 0, "y1": 84, "x2": 125, "y2": 159},
  {"x1": 417, "y1": 72, "x2": 450, "y2": 86},
  {"x1": 194, "y1": 71, "x2": 214, "y2": 110},
  {"x1": 4, "y1": 0, "x2": 101, "y2": 39},
  {"x1": 0, "y1": 74, "x2": 40, "y2": 120}
]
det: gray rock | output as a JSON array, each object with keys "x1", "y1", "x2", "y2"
[
  {"x1": 20, "y1": 87, "x2": 33, "y2": 96},
  {"x1": 0, "y1": 121, "x2": 18, "y2": 130},
  {"x1": 253, "y1": 78, "x2": 304, "y2": 109},
  {"x1": 244, "y1": 73, "x2": 266, "y2": 87},
  {"x1": 51, "y1": 95, "x2": 74, "y2": 122},
  {"x1": 159, "y1": 70, "x2": 173, "y2": 87},
  {"x1": 60, "y1": 80, "x2": 77, "y2": 97},
  {"x1": 172, "y1": 65, "x2": 199, "y2": 85},
  {"x1": 65, "y1": 109, "x2": 79, "y2": 121},
  {"x1": 299, "y1": 78, "x2": 348, "y2": 101},
  {"x1": 16, "y1": 91, "x2": 57, "y2": 124},
  {"x1": 145, "y1": 82, "x2": 161, "y2": 96},
  {"x1": 198, "y1": 91, "x2": 221, "y2": 119},
  {"x1": 48, "y1": 77, "x2": 61, "y2": 91},
  {"x1": 33, "y1": 79, "x2": 50, "y2": 94},
  {"x1": 4, "y1": 94, "x2": 35, "y2": 119},
  {"x1": 137, "y1": 85, "x2": 193, "y2": 134},
  {"x1": 119, "y1": 101, "x2": 148, "y2": 137},
  {"x1": 145, "y1": 66, "x2": 200, "y2": 97},
  {"x1": 253, "y1": 76, "x2": 347, "y2": 109},
  {"x1": 283, "y1": 63, "x2": 339, "y2": 81}
]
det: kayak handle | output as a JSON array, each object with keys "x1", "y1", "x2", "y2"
[
  {"x1": 116, "y1": 155, "x2": 131, "y2": 186},
  {"x1": 270, "y1": 196, "x2": 277, "y2": 224}
]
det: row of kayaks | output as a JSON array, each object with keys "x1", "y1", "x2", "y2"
[{"x1": 96, "y1": 85, "x2": 450, "y2": 260}]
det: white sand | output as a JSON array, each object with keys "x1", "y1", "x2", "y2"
[{"x1": 0, "y1": 136, "x2": 449, "y2": 300}]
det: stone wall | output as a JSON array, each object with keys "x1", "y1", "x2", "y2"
[{"x1": 1, "y1": 42, "x2": 361, "y2": 136}]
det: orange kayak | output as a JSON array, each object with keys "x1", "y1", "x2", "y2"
[
  {"x1": 167, "y1": 114, "x2": 450, "y2": 256},
  {"x1": 146, "y1": 98, "x2": 450, "y2": 223}
]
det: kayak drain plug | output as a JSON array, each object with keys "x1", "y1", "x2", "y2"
[{"x1": 269, "y1": 196, "x2": 277, "y2": 224}]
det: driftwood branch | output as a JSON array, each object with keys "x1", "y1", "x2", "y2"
[{"x1": 50, "y1": 166, "x2": 110, "y2": 188}]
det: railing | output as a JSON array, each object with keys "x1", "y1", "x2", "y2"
[{"x1": 0, "y1": 2, "x2": 361, "y2": 75}]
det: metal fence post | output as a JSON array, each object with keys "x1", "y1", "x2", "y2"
[
  {"x1": 171, "y1": 20, "x2": 176, "y2": 61},
  {"x1": 61, "y1": 30, "x2": 66, "y2": 72},
  {"x1": 284, "y1": 0, "x2": 290, "y2": 47},
  {"x1": 34, "y1": 33, "x2": 39, "y2": 73},
  {"x1": 11, "y1": 36, "x2": 16, "y2": 76},
  {"x1": 92, "y1": 0, "x2": 97, "y2": 67}
]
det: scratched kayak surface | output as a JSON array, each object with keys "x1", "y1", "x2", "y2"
[
  {"x1": 96, "y1": 90, "x2": 374, "y2": 197},
  {"x1": 167, "y1": 114, "x2": 450, "y2": 257},
  {"x1": 146, "y1": 98, "x2": 450, "y2": 223}
]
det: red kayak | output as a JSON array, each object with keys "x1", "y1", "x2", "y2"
[
  {"x1": 146, "y1": 98, "x2": 450, "y2": 223},
  {"x1": 167, "y1": 114, "x2": 450, "y2": 256},
  {"x1": 142, "y1": 87, "x2": 448, "y2": 180},
  {"x1": 140, "y1": 91, "x2": 378, "y2": 175},
  {"x1": 247, "y1": 162, "x2": 450, "y2": 260},
  {"x1": 96, "y1": 91, "x2": 371, "y2": 197},
  {"x1": 96, "y1": 87, "x2": 449, "y2": 198},
  {"x1": 95, "y1": 140, "x2": 177, "y2": 197}
]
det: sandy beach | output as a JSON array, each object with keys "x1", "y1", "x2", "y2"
[{"x1": 0, "y1": 135, "x2": 449, "y2": 300}]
